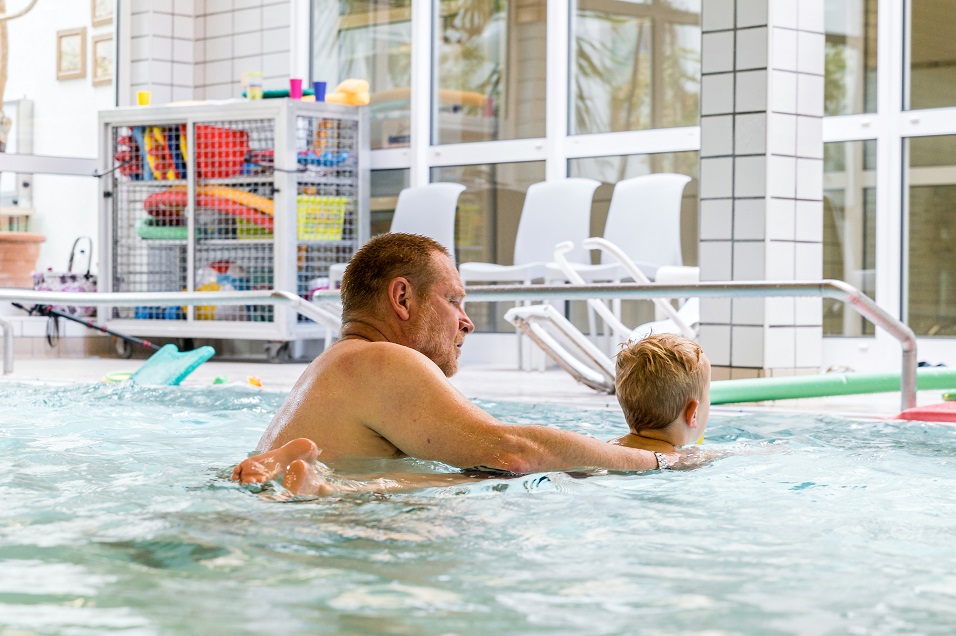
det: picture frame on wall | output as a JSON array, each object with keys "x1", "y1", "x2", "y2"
[
  {"x1": 56, "y1": 28, "x2": 86, "y2": 81},
  {"x1": 92, "y1": 33, "x2": 113, "y2": 86},
  {"x1": 92, "y1": 0, "x2": 113, "y2": 27}
]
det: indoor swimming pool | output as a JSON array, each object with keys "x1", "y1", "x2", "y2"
[{"x1": 1, "y1": 381, "x2": 955, "y2": 634}]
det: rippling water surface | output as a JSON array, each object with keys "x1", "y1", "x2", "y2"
[{"x1": 2, "y1": 382, "x2": 955, "y2": 634}]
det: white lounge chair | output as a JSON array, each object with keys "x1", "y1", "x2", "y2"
[
  {"x1": 544, "y1": 173, "x2": 692, "y2": 340},
  {"x1": 458, "y1": 178, "x2": 600, "y2": 285},
  {"x1": 458, "y1": 177, "x2": 600, "y2": 368},
  {"x1": 505, "y1": 239, "x2": 699, "y2": 393}
]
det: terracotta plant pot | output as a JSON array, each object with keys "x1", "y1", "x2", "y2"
[{"x1": 0, "y1": 231, "x2": 45, "y2": 288}]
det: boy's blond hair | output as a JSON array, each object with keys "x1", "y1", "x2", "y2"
[{"x1": 615, "y1": 333, "x2": 708, "y2": 432}]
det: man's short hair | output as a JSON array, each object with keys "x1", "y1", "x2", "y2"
[
  {"x1": 340, "y1": 232, "x2": 450, "y2": 321},
  {"x1": 615, "y1": 333, "x2": 707, "y2": 432}
]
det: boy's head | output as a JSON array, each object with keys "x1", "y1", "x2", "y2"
[{"x1": 615, "y1": 333, "x2": 711, "y2": 445}]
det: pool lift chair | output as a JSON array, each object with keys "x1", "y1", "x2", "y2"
[
  {"x1": 505, "y1": 239, "x2": 699, "y2": 393},
  {"x1": 315, "y1": 182, "x2": 467, "y2": 348}
]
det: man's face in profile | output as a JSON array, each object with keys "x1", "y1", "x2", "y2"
[{"x1": 408, "y1": 253, "x2": 474, "y2": 377}]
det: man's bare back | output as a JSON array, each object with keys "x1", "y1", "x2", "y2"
[{"x1": 256, "y1": 336, "x2": 458, "y2": 461}]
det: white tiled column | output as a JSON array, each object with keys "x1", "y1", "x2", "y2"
[
  {"x1": 128, "y1": 0, "x2": 199, "y2": 105},
  {"x1": 698, "y1": 0, "x2": 824, "y2": 380},
  {"x1": 196, "y1": 0, "x2": 294, "y2": 101},
  {"x1": 125, "y1": 0, "x2": 294, "y2": 104}
]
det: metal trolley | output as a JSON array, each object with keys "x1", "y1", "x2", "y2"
[{"x1": 98, "y1": 100, "x2": 368, "y2": 355}]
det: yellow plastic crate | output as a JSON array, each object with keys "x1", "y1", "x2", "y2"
[{"x1": 297, "y1": 195, "x2": 347, "y2": 241}]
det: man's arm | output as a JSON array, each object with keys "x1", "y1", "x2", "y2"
[{"x1": 357, "y1": 345, "x2": 662, "y2": 473}]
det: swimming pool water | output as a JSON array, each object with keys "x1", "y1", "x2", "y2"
[{"x1": 2, "y1": 382, "x2": 955, "y2": 634}]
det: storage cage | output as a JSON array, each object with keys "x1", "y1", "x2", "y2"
[{"x1": 98, "y1": 99, "x2": 368, "y2": 346}]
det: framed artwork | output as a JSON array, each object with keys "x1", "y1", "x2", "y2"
[
  {"x1": 56, "y1": 28, "x2": 86, "y2": 80},
  {"x1": 92, "y1": 0, "x2": 113, "y2": 27},
  {"x1": 92, "y1": 33, "x2": 113, "y2": 86}
]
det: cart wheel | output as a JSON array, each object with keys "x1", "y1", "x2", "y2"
[
  {"x1": 115, "y1": 338, "x2": 133, "y2": 359},
  {"x1": 265, "y1": 341, "x2": 290, "y2": 363}
]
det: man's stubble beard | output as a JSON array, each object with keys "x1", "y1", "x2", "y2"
[{"x1": 408, "y1": 301, "x2": 461, "y2": 378}]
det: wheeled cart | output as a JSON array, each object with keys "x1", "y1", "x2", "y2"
[{"x1": 98, "y1": 99, "x2": 368, "y2": 353}]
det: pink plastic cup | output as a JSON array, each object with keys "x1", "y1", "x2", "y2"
[{"x1": 289, "y1": 78, "x2": 303, "y2": 100}]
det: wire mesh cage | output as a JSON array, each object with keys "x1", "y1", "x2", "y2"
[
  {"x1": 103, "y1": 101, "x2": 367, "y2": 338},
  {"x1": 294, "y1": 114, "x2": 360, "y2": 319}
]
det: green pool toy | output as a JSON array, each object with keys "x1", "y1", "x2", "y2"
[
  {"x1": 135, "y1": 218, "x2": 191, "y2": 241},
  {"x1": 129, "y1": 344, "x2": 216, "y2": 386}
]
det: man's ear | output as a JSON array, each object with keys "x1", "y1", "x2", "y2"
[
  {"x1": 387, "y1": 277, "x2": 413, "y2": 321},
  {"x1": 683, "y1": 399, "x2": 700, "y2": 428}
]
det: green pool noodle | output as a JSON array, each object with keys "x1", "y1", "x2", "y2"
[{"x1": 709, "y1": 367, "x2": 956, "y2": 404}]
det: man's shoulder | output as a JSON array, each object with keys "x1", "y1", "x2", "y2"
[{"x1": 323, "y1": 338, "x2": 437, "y2": 375}]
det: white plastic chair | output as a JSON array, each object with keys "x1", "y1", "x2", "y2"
[
  {"x1": 543, "y1": 173, "x2": 691, "y2": 341},
  {"x1": 328, "y1": 182, "x2": 466, "y2": 289},
  {"x1": 545, "y1": 173, "x2": 692, "y2": 284},
  {"x1": 318, "y1": 182, "x2": 466, "y2": 348},
  {"x1": 458, "y1": 178, "x2": 600, "y2": 286},
  {"x1": 458, "y1": 177, "x2": 600, "y2": 368}
]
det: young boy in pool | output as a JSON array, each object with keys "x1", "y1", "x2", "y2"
[
  {"x1": 233, "y1": 332, "x2": 710, "y2": 495},
  {"x1": 608, "y1": 333, "x2": 711, "y2": 465}
]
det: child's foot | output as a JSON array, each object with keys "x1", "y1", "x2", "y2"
[
  {"x1": 282, "y1": 459, "x2": 336, "y2": 496},
  {"x1": 231, "y1": 438, "x2": 319, "y2": 484}
]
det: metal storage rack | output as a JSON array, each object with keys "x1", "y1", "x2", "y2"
[{"x1": 98, "y1": 99, "x2": 368, "y2": 346}]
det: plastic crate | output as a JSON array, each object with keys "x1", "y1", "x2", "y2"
[{"x1": 296, "y1": 195, "x2": 347, "y2": 241}]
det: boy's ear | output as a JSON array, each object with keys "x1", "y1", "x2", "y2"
[
  {"x1": 683, "y1": 399, "x2": 700, "y2": 428},
  {"x1": 388, "y1": 277, "x2": 413, "y2": 321}
]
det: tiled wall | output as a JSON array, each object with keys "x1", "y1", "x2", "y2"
[
  {"x1": 697, "y1": 0, "x2": 825, "y2": 377},
  {"x1": 128, "y1": 0, "x2": 293, "y2": 104}
]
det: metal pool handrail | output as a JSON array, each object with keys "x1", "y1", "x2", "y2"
[
  {"x1": 452, "y1": 279, "x2": 918, "y2": 412},
  {"x1": 0, "y1": 290, "x2": 332, "y2": 375},
  {"x1": 0, "y1": 281, "x2": 917, "y2": 410}
]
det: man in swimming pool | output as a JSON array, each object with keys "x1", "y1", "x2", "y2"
[{"x1": 232, "y1": 232, "x2": 677, "y2": 493}]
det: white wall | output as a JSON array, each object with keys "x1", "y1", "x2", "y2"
[{"x1": 4, "y1": 0, "x2": 114, "y2": 273}]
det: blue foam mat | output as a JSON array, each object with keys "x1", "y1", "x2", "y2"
[{"x1": 129, "y1": 344, "x2": 216, "y2": 386}]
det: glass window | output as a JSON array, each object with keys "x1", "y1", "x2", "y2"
[
  {"x1": 431, "y1": 161, "x2": 546, "y2": 332},
  {"x1": 824, "y1": 0, "x2": 877, "y2": 115},
  {"x1": 314, "y1": 1, "x2": 412, "y2": 150},
  {"x1": 434, "y1": 0, "x2": 546, "y2": 145},
  {"x1": 369, "y1": 169, "x2": 410, "y2": 236},
  {"x1": 571, "y1": 0, "x2": 700, "y2": 135},
  {"x1": 906, "y1": 135, "x2": 956, "y2": 336},
  {"x1": 823, "y1": 140, "x2": 876, "y2": 336},
  {"x1": 907, "y1": 0, "x2": 956, "y2": 110}
]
